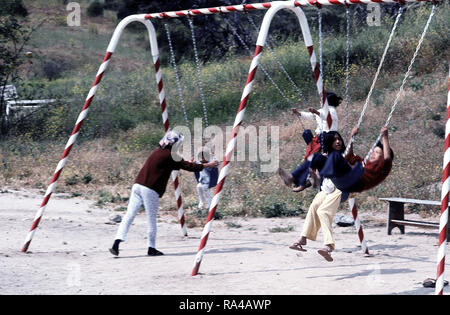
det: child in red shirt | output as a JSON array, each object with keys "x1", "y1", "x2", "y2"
[{"x1": 318, "y1": 126, "x2": 393, "y2": 193}]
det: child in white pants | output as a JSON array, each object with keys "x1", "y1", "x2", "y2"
[{"x1": 195, "y1": 147, "x2": 215, "y2": 211}]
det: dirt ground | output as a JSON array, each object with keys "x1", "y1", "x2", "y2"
[{"x1": 0, "y1": 188, "x2": 447, "y2": 295}]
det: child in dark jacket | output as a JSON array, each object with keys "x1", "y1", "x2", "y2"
[{"x1": 278, "y1": 91, "x2": 342, "y2": 192}]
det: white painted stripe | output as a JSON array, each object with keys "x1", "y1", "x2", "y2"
[
  {"x1": 85, "y1": 85, "x2": 98, "y2": 101},
  {"x1": 249, "y1": 53, "x2": 262, "y2": 71},
  {"x1": 354, "y1": 218, "x2": 361, "y2": 231},
  {"x1": 55, "y1": 157, "x2": 68, "y2": 174},
  {"x1": 441, "y1": 177, "x2": 450, "y2": 201},
  {"x1": 175, "y1": 186, "x2": 181, "y2": 198},
  {"x1": 161, "y1": 109, "x2": 168, "y2": 123},
  {"x1": 225, "y1": 137, "x2": 237, "y2": 157},
  {"x1": 24, "y1": 229, "x2": 36, "y2": 243},
  {"x1": 45, "y1": 182, "x2": 56, "y2": 196},
  {"x1": 233, "y1": 109, "x2": 246, "y2": 129},
  {"x1": 177, "y1": 206, "x2": 185, "y2": 220},
  {"x1": 201, "y1": 221, "x2": 212, "y2": 239},
  {"x1": 241, "y1": 83, "x2": 253, "y2": 102},
  {"x1": 310, "y1": 54, "x2": 317, "y2": 67},
  {"x1": 316, "y1": 80, "x2": 324, "y2": 95},
  {"x1": 209, "y1": 191, "x2": 222, "y2": 211},
  {"x1": 155, "y1": 69, "x2": 162, "y2": 83},
  {"x1": 348, "y1": 198, "x2": 355, "y2": 209},
  {"x1": 75, "y1": 109, "x2": 89, "y2": 125},
  {"x1": 96, "y1": 60, "x2": 110, "y2": 76},
  {"x1": 65, "y1": 133, "x2": 79, "y2": 150},
  {"x1": 217, "y1": 164, "x2": 229, "y2": 183},
  {"x1": 194, "y1": 249, "x2": 205, "y2": 264},
  {"x1": 437, "y1": 243, "x2": 447, "y2": 261},
  {"x1": 439, "y1": 209, "x2": 448, "y2": 233},
  {"x1": 33, "y1": 207, "x2": 45, "y2": 221},
  {"x1": 159, "y1": 90, "x2": 166, "y2": 103}
]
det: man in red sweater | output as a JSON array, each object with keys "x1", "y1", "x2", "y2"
[{"x1": 110, "y1": 130, "x2": 219, "y2": 256}]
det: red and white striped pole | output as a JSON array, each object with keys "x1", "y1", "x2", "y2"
[
  {"x1": 192, "y1": 3, "x2": 325, "y2": 275},
  {"x1": 435, "y1": 67, "x2": 450, "y2": 295},
  {"x1": 191, "y1": 44, "x2": 263, "y2": 276},
  {"x1": 20, "y1": 16, "x2": 175, "y2": 251},
  {"x1": 151, "y1": 56, "x2": 188, "y2": 236},
  {"x1": 21, "y1": 51, "x2": 113, "y2": 253},
  {"x1": 348, "y1": 197, "x2": 369, "y2": 255}
]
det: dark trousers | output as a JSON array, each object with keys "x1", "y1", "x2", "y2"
[{"x1": 291, "y1": 160, "x2": 311, "y2": 187}]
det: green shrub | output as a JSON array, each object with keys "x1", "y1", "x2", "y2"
[
  {"x1": 87, "y1": 1, "x2": 104, "y2": 17},
  {"x1": 261, "y1": 203, "x2": 304, "y2": 218}
]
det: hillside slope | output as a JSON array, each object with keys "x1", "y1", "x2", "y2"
[{"x1": 1, "y1": 1, "x2": 449, "y2": 222}]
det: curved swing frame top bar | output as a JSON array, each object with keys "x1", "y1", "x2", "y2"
[
  {"x1": 141, "y1": 0, "x2": 431, "y2": 20},
  {"x1": 21, "y1": 15, "x2": 190, "y2": 251}
]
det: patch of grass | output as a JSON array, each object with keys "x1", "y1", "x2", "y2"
[
  {"x1": 225, "y1": 222, "x2": 242, "y2": 229},
  {"x1": 268, "y1": 225, "x2": 294, "y2": 233}
]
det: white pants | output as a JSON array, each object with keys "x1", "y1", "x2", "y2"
[
  {"x1": 196, "y1": 183, "x2": 212, "y2": 209},
  {"x1": 115, "y1": 184, "x2": 159, "y2": 248}
]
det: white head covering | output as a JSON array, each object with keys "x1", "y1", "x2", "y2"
[{"x1": 159, "y1": 130, "x2": 184, "y2": 149}]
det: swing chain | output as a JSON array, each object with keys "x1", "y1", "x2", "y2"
[
  {"x1": 363, "y1": 4, "x2": 436, "y2": 165},
  {"x1": 223, "y1": 18, "x2": 295, "y2": 112},
  {"x1": 344, "y1": 6, "x2": 351, "y2": 140},
  {"x1": 344, "y1": 5, "x2": 404, "y2": 156},
  {"x1": 246, "y1": 15, "x2": 305, "y2": 104},
  {"x1": 164, "y1": 22, "x2": 190, "y2": 128},
  {"x1": 188, "y1": 17, "x2": 209, "y2": 128}
]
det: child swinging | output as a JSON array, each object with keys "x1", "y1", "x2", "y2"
[
  {"x1": 194, "y1": 147, "x2": 218, "y2": 212},
  {"x1": 278, "y1": 91, "x2": 341, "y2": 192},
  {"x1": 318, "y1": 126, "x2": 394, "y2": 194}
]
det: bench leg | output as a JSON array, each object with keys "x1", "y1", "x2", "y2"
[{"x1": 387, "y1": 201, "x2": 405, "y2": 235}]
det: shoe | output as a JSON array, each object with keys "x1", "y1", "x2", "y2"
[
  {"x1": 148, "y1": 247, "x2": 164, "y2": 256},
  {"x1": 109, "y1": 239, "x2": 121, "y2": 256},
  {"x1": 292, "y1": 180, "x2": 312, "y2": 192},
  {"x1": 278, "y1": 168, "x2": 293, "y2": 186}
]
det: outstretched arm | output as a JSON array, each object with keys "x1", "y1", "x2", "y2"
[
  {"x1": 308, "y1": 107, "x2": 321, "y2": 116},
  {"x1": 291, "y1": 107, "x2": 301, "y2": 117},
  {"x1": 380, "y1": 126, "x2": 392, "y2": 160}
]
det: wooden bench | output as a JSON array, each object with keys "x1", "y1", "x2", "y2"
[{"x1": 379, "y1": 197, "x2": 449, "y2": 239}]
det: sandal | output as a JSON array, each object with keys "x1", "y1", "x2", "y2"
[
  {"x1": 289, "y1": 242, "x2": 307, "y2": 252},
  {"x1": 317, "y1": 248, "x2": 333, "y2": 262}
]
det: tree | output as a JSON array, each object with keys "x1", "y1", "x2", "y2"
[{"x1": 0, "y1": 0, "x2": 38, "y2": 135}]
